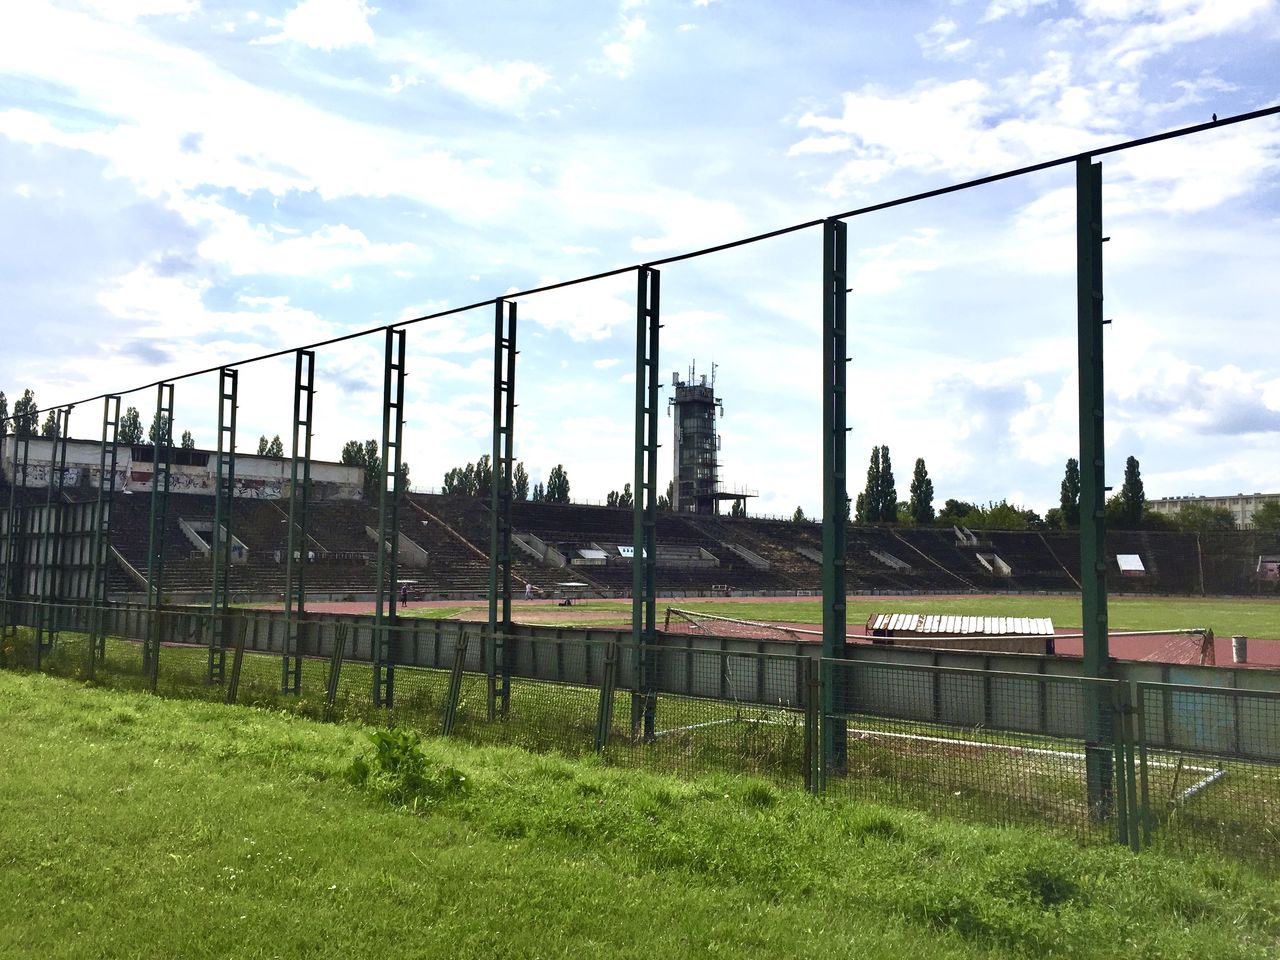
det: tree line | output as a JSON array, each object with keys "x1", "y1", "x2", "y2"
[
  {"x1": 787, "y1": 446, "x2": 1279, "y2": 534},
  {"x1": 0, "y1": 388, "x2": 197, "y2": 447}
]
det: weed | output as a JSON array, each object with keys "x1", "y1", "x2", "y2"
[{"x1": 345, "y1": 727, "x2": 469, "y2": 811}]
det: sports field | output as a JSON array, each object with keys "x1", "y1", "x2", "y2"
[{"x1": 313, "y1": 593, "x2": 1280, "y2": 664}]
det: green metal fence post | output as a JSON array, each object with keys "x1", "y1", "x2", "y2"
[
  {"x1": 322, "y1": 623, "x2": 349, "y2": 722},
  {"x1": 86, "y1": 395, "x2": 121, "y2": 678},
  {"x1": 488, "y1": 300, "x2": 517, "y2": 719},
  {"x1": 144, "y1": 383, "x2": 174, "y2": 687},
  {"x1": 1076, "y1": 157, "x2": 1113, "y2": 821},
  {"x1": 36, "y1": 407, "x2": 71, "y2": 666},
  {"x1": 630, "y1": 266, "x2": 660, "y2": 740},
  {"x1": 443, "y1": 630, "x2": 469, "y2": 736},
  {"x1": 210, "y1": 369, "x2": 238, "y2": 684},
  {"x1": 373, "y1": 328, "x2": 406, "y2": 708},
  {"x1": 822, "y1": 218, "x2": 849, "y2": 774},
  {"x1": 282, "y1": 350, "x2": 314, "y2": 694},
  {"x1": 595, "y1": 638, "x2": 620, "y2": 752},
  {"x1": 1, "y1": 432, "x2": 30, "y2": 640}
]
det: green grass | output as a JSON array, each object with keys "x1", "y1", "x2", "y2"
[
  {"x1": 657, "y1": 595, "x2": 1280, "y2": 639},
  {"x1": 2, "y1": 670, "x2": 1279, "y2": 960}
]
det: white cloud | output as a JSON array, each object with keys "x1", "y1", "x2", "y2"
[
  {"x1": 254, "y1": 0, "x2": 378, "y2": 51},
  {"x1": 849, "y1": 229, "x2": 945, "y2": 296},
  {"x1": 600, "y1": 11, "x2": 649, "y2": 78},
  {"x1": 981, "y1": 0, "x2": 1056, "y2": 22},
  {"x1": 593, "y1": 358, "x2": 621, "y2": 369},
  {"x1": 0, "y1": 6, "x2": 529, "y2": 219},
  {"x1": 170, "y1": 196, "x2": 420, "y2": 276},
  {"x1": 377, "y1": 39, "x2": 551, "y2": 110},
  {"x1": 80, "y1": 0, "x2": 200, "y2": 22},
  {"x1": 916, "y1": 19, "x2": 972, "y2": 60}
]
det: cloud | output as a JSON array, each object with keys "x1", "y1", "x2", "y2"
[
  {"x1": 1117, "y1": 361, "x2": 1280, "y2": 437},
  {"x1": 80, "y1": 0, "x2": 199, "y2": 22},
  {"x1": 377, "y1": 39, "x2": 551, "y2": 110},
  {"x1": 254, "y1": 0, "x2": 378, "y2": 51},
  {"x1": 0, "y1": 7, "x2": 530, "y2": 219},
  {"x1": 981, "y1": 0, "x2": 1056, "y2": 22},
  {"x1": 916, "y1": 19, "x2": 972, "y2": 60},
  {"x1": 168, "y1": 196, "x2": 421, "y2": 276},
  {"x1": 599, "y1": 8, "x2": 649, "y2": 78}
]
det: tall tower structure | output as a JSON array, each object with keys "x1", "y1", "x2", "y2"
[{"x1": 669, "y1": 362, "x2": 723, "y2": 514}]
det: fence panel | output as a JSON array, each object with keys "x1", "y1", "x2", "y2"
[
  {"x1": 823, "y1": 658, "x2": 1123, "y2": 843},
  {"x1": 1136, "y1": 682, "x2": 1280, "y2": 864}
]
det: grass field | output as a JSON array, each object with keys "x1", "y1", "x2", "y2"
[
  {"x1": 399, "y1": 594, "x2": 1280, "y2": 639},
  {"x1": 3, "y1": 669, "x2": 1279, "y2": 960}
]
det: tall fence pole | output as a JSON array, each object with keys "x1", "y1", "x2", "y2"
[
  {"x1": 209, "y1": 370, "x2": 237, "y2": 684},
  {"x1": 488, "y1": 299, "x2": 517, "y2": 719},
  {"x1": 821, "y1": 217, "x2": 849, "y2": 775},
  {"x1": 1076, "y1": 156, "x2": 1114, "y2": 820},
  {"x1": 36, "y1": 407, "x2": 72, "y2": 663},
  {"x1": 373, "y1": 327, "x2": 406, "y2": 708},
  {"x1": 630, "y1": 266, "x2": 660, "y2": 740},
  {"x1": 144, "y1": 383, "x2": 174, "y2": 688},
  {"x1": 1, "y1": 433, "x2": 30, "y2": 640},
  {"x1": 282, "y1": 349, "x2": 315, "y2": 694},
  {"x1": 86, "y1": 395, "x2": 121, "y2": 678}
]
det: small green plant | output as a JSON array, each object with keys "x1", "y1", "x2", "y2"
[{"x1": 345, "y1": 728, "x2": 468, "y2": 812}]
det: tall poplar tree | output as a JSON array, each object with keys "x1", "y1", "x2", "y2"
[
  {"x1": 1060, "y1": 458, "x2": 1081, "y2": 527},
  {"x1": 908, "y1": 457, "x2": 935, "y2": 525}
]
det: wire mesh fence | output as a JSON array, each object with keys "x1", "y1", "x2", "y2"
[
  {"x1": 3, "y1": 598, "x2": 1279, "y2": 865},
  {"x1": 821, "y1": 659, "x2": 1130, "y2": 843},
  {"x1": 1136, "y1": 682, "x2": 1280, "y2": 864}
]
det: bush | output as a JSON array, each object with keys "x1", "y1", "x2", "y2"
[{"x1": 345, "y1": 728, "x2": 468, "y2": 812}]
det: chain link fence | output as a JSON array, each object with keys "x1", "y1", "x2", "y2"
[{"x1": 3, "y1": 599, "x2": 1277, "y2": 867}]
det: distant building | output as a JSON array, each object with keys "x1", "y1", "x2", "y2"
[
  {"x1": 1146, "y1": 492, "x2": 1280, "y2": 529},
  {"x1": 0, "y1": 436, "x2": 363, "y2": 500},
  {"x1": 668, "y1": 362, "x2": 755, "y2": 515}
]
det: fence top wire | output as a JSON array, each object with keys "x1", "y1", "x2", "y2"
[{"x1": 11, "y1": 104, "x2": 1278, "y2": 423}]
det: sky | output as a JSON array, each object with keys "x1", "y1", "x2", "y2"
[{"x1": 0, "y1": 0, "x2": 1278, "y2": 519}]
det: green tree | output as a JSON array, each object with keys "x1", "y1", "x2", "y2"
[
  {"x1": 40, "y1": 409, "x2": 58, "y2": 438},
  {"x1": 0, "y1": 391, "x2": 8, "y2": 437},
  {"x1": 180, "y1": 430, "x2": 195, "y2": 449},
  {"x1": 531, "y1": 481, "x2": 545, "y2": 502},
  {"x1": 1173, "y1": 503, "x2": 1237, "y2": 533},
  {"x1": 1060, "y1": 458, "x2": 1081, "y2": 528},
  {"x1": 12, "y1": 390, "x2": 39, "y2": 438},
  {"x1": 118, "y1": 406, "x2": 143, "y2": 445},
  {"x1": 856, "y1": 447, "x2": 881, "y2": 522},
  {"x1": 1116, "y1": 455, "x2": 1145, "y2": 528},
  {"x1": 267, "y1": 435, "x2": 284, "y2": 458},
  {"x1": 876, "y1": 446, "x2": 896, "y2": 522},
  {"x1": 1045, "y1": 507, "x2": 1064, "y2": 530},
  {"x1": 513, "y1": 462, "x2": 529, "y2": 500},
  {"x1": 341, "y1": 439, "x2": 384, "y2": 499},
  {"x1": 792, "y1": 506, "x2": 807, "y2": 523},
  {"x1": 474, "y1": 455, "x2": 493, "y2": 500},
  {"x1": 937, "y1": 498, "x2": 976, "y2": 525},
  {"x1": 730, "y1": 498, "x2": 746, "y2": 518},
  {"x1": 908, "y1": 457, "x2": 934, "y2": 525},
  {"x1": 1250, "y1": 500, "x2": 1280, "y2": 533},
  {"x1": 149, "y1": 411, "x2": 172, "y2": 446},
  {"x1": 257, "y1": 435, "x2": 269, "y2": 455},
  {"x1": 546, "y1": 464, "x2": 570, "y2": 503},
  {"x1": 657, "y1": 479, "x2": 673, "y2": 511}
]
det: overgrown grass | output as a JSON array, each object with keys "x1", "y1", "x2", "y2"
[{"x1": 1, "y1": 670, "x2": 1278, "y2": 959}]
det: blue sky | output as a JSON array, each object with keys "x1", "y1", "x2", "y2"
[{"x1": 1, "y1": 0, "x2": 1277, "y2": 517}]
